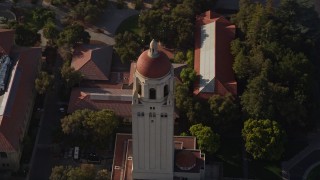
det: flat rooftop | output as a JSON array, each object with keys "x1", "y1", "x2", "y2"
[{"x1": 199, "y1": 22, "x2": 216, "y2": 93}]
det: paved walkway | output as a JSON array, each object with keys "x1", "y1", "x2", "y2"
[{"x1": 282, "y1": 131, "x2": 320, "y2": 180}]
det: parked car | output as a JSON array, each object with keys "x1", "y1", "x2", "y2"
[
  {"x1": 68, "y1": 148, "x2": 73, "y2": 158},
  {"x1": 74, "y1": 147, "x2": 79, "y2": 160}
]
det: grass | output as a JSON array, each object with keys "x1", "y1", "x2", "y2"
[
  {"x1": 214, "y1": 137, "x2": 243, "y2": 177},
  {"x1": 248, "y1": 160, "x2": 282, "y2": 180},
  {"x1": 307, "y1": 164, "x2": 320, "y2": 180},
  {"x1": 115, "y1": 14, "x2": 140, "y2": 35}
]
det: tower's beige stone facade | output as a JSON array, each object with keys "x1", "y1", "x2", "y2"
[{"x1": 132, "y1": 40, "x2": 174, "y2": 179}]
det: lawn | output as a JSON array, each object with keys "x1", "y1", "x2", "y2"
[
  {"x1": 115, "y1": 14, "x2": 140, "y2": 35},
  {"x1": 248, "y1": 160, "x2": 282, "y2": 180},
  {"x1": 246, "y1": 137, "x2": 308, "y2": 180},
  {"x1": 214, "y1": 137, "x2": 243, "y2": 177},
  {"x1": 306, "y1": 164, "x2": 320, "y2": 180}
]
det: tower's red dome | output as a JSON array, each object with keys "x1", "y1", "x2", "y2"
[{"x1": 136, "y1": 40, "x2": 171, "y2": 78}]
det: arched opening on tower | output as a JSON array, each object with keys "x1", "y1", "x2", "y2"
[
  {"x1": 164, "y1": 84, "x2": 169, "y2": 97},
  {"x1": 149, "y1": 88, "x2": 156, "y2": 99}
]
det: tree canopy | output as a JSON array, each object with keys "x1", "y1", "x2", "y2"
[
  {"x1": 15, "y1": 25, "x2": 40, "y2": 46},
  {"x1": 31, "y1": 8, "x2": 55, "y2": 29},
  {"x1": 60, "y1": 62, "x2": 83, "y2": 89},
  {"x1": 35, "y1": 71, "x2": 54, "y2": 95},
  {"x1": 50, "y1": 164, "x2": 110, "y2": 180},
  {"x1": 189, "y1": 123, "x2": 220, "y2": 154},
  {"x1": 114, "y1": 31, "x2": 142, "y2": 64},
  {"x1": 43, "y1": 21, "x2": 60, "y2": 45},
  {"x1": 57, "y1": 24, "x2": 90, "y2": 47},
  {"x1": 242, "y1": 119, "x2": 286, "y2": 160},
  {"x1": 208, "y1": 93, "x2": 240, "y2": 132},
  {"x1": 180, "y1": 67, "x2": 196, "y2": 86},
  {"x1": 61, "y1": 109, "x2": 119, "y2": 146},
  {"x1": 231, "y1": 0, "x2": 320, "y2": 129}
]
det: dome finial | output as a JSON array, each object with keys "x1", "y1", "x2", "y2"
[{"x1": 148, "y1": 39, "x2": 159, "y2": 58}]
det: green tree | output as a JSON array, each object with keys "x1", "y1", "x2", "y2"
[
  {"x1": 43, "y1": 21, "x2": 59, "y2": 45},
  {"x1": 86, "y1": 109, "x2": 119, "y2": 144},
  {"x1": 186, "y1": 49, "x2": 194, "y2": 67},
  {"x1": 208, "y1": 93, "x2": 239, "y2": 131},
  {"x1": 189, "y1": 123, "x2": 220, "y2": 154},
  {"x1": 31, "y1": 8, "x2": 55, "y2": 29},
  {"x1": 116, "y1": 0, "x2": 126, "y2": 9},
  {"x1": 60, "y1": 62, "x2": 83, "y2": 89},
  {"x1": 61, "y1": 109, "x2": 119, "y2": 146},
  {"x1": 231, "y1": 0, "x2": 320, "y2": 129},
  {"x1": 242, "y1": 119, "x2": 286, "y2": 160},
  {"x1": 134, "y1": 0, "x2": 144, "y2": 10},
  {"x1": 114, "y1": 31, "x2": 142, "y2": 63},
  {"x1": 67, "y1": 164, "x2": 96, "y2": 180},
  {"x1": 15, "y1": 25, "x2": 40, "y2": 46},
  {"x1": 50, "y1": 164, "x2": 110, "y2": 180},
  {"x1": 172, "y1": 3, "x2": 194, "y2": 21},
  {"x1": 58, "y1": 45, "x2": 73, "y2": 61},
  {"x1": 57, "y1": 24, "x2": 90, "y2": 47},
  {"x1": 138, "y1": 3, "x2": 194, "y2": 49},
  {"x1": 69, "y1": 2, "x2": 101, "y2": 23},
  {"x1": 241, "y1": 73, "x2": 274, "y2": 119},
  {"x1": 174, "y1": 83, "x2": 197, "y2": 124},
  {"x1": 96, "y1": 169, "x2": 111, "y2": 180},
  {"x1": 35, "y1": 71, "x2": 54, "y2": 95},
  {"x1": 175, "y1": 83, "x2": 192, "y2": 110},
  {"x1": 50, "y1": 166, "x2": 69, "y2": 180},
  {"x1": 180, "y1": 67, "x2": 196, "y2": 86},
  {"x1": 173, "y1": 51, "x2": 185, "y2": 63},
  {"x1": 138, "y1": 10, "x2": 163, "y2": 41}
]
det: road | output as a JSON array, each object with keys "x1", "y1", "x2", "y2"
[{"x1": 27, "y1": 54, "x2": 63, "y2": 180}]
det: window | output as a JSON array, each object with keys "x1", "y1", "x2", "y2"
[
  {"x1": 164, "y1": 85, "x2": 169, "y2": 97},
  {"x1": 0, "y1": 152, "x2": 7, "y2": 158},
  {"x1": 149, "y1": 88, "x2": 156, "y2": 99},
  {"x1": 161, "y1": 113, "x2": 167, "y2": 117},
  {"x1": 137, "y1": 84, "x2": 141, "y2": 95}
]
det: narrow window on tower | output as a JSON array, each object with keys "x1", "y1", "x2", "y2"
[
  {"x1": 149, "y1": 88, "x2": 156, "y2": 99},
  {"x1": 137, "y1": 83, "x2": 141, "y2": 95},
  {"x1": 164, "y1": 84, "x2": 169, "y2": 97}
]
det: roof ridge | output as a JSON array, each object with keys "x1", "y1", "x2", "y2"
[
  {"x1": 72, "y1": 47, "x2": 93, "y2": 70},
  {"x1": 0, "y1": 129, "x2": 16, "y2": 151}
]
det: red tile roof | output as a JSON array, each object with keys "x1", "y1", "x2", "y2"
[
  {"x1": 174, "y1": 136, "x2": 196, "y2": 149},
  {"x1": 0, "y1": 29, "x2": 15, "y2": 55},
  {"x1": 68, "y1": 88, "x2": 132, "y2": 118},
  {"x1": 194, "y1": 10, "x2": 237, "y2": 98},
  {"x1": 71, "y1": 44, "x2": 112, "y2": 80},
  {"x1": 0, "y1": 47, "x2": 41, "y2": 152},
  {"x1": 136, "y1": 50, "x2": 171, "y2": 78}
]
